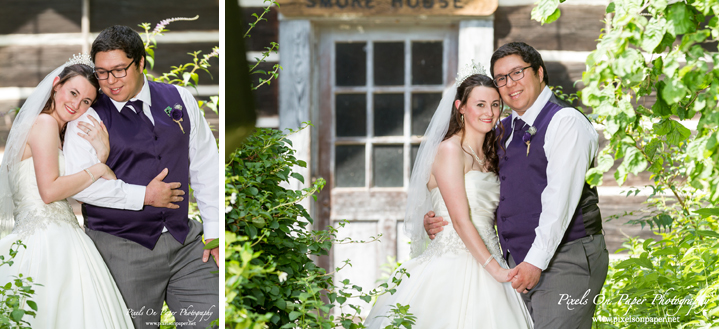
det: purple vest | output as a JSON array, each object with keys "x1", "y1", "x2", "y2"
[
  {"x1": 83, "y1": 81, "x2": 191, "y2": 249},
  {"x1": 495, "y1": 95, "x2": 601, "y2": 264}
]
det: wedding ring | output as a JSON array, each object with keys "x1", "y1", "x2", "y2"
[{"x1": 86, "y1": 129, "x2": 91, "y2": 134}]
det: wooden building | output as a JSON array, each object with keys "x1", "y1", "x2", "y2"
[
  {"x1": 0, "y1": 0, "x2": 220, "y2": 217},
  {"x1": 0, "y1": 0, "x2": 220, "y2": 146}
]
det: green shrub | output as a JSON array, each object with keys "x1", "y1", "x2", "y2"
[{"x1": 225, "y1": 124, "x2": 413, "y2": 328}]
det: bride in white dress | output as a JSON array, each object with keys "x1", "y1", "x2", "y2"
[
  {"x1": 365, "y1": 70, "x2": 533, "y2": 328},
  {"x1": 0, "y1": 56, "x2": 134, "y2": 328}
]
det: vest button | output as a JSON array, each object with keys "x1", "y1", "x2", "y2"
[
  {"x1": 158, "y1": 155, "x2": 162, "y2": 160},
  {"x1": 154, "y1": 135, "x2": 158, "y2": 140},
  {"x1": 504, "y1": 156, "x2": 508, "y2": 161},
  {"x1": 501, "y1": 216, "x2": 507, "y2": 222},
  {"x1": 501, "y1": 176, "x2": 506, "y2": 181},
  {"x1": 501, "y1": 196, "x2": 505, "y2": 201}
]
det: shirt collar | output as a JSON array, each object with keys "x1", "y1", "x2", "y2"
[
  {"x1": 511, "y1": 85, "x2": 552, "y2": 128},
  {"x1": 109, "y1": 76, "x2": 151, "y2": 112}
]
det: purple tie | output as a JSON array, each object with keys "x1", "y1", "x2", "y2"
[
  {"x1": 126, "y1": 100, "x2": 153, "y2": 130},
  {"x1": 512, "y1": 117, "x2": 528, "y2": 148}
]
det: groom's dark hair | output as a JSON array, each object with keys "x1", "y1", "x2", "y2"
[
  {"x1": 490, "y1": 42, "x2": 549, "y2": 86},
  {"x1": 91, "y1": 25, "x2": 146, "y2": 70}
]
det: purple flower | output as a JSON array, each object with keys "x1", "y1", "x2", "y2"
[
  {"x1": 522, "y1": 126, "x2": 537, "y2": 143},
  {"x1": 522, "y1": 132, "x2": 532, "y2": 143},
  {"x1": 171, "y1": 107, "x2": 183, "y2": 121}
]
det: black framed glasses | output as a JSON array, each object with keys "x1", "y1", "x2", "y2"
[
  {"x1": 94, "y1": 59, "x2": 136, "y2": 80},
  {"x1": 493, "y1": 65, "x2": 533, "y2": 88}
]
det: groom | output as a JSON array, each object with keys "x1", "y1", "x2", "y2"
[
  {"x1": 63, "y1": 25, "x2": 219, "y2": 329},
  {"x1": 425, "y1": 42, "x2": 608, "y2": 328}
]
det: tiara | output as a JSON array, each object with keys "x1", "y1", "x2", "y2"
[
  {"x1": 455, "y1": 60, "x2": 487, "y2": 86},
  {"x1": 65, "y1": 53, "x2": 94, "y2": 68}
]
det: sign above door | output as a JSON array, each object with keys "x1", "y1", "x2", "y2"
[{"x1": 276, "y1": 0, "x2": 497, "y2": 17}]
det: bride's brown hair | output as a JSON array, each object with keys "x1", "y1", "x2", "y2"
[
  {"x1": 40, "y1": 64, "x2": 100, "y2": 143},
  {"x1": 443, "y1": 74, "x2": 504, "y2": 175}
]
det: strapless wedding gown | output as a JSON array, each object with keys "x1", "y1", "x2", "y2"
[
  {"x1": 365, "y1": 171, "x2": 533, "y2": 328},
  {"x1": 0, "y1": 154, "x2": 133, "y2": 328}
]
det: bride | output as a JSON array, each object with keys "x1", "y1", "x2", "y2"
[
  {"x1": 0, "y1": 56, "x2": 134, "y2": 328},
  {"x1": 365, "y1": 70, "x2": 533, "y2": 328}
]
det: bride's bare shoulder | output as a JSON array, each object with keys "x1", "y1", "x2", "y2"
[
  {"x1": 436, "y1": 135, "x2": 462, "y2": 157},
  {"x1": 32, "y1": 113, "x2": 59, "y2": 131}
]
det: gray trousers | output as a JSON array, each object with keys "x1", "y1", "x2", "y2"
[
  {"x1": 508, "y1": 234, "x2": 609, "y2": 329},
  {"x1": 86, "y1": 220, "x2": 219, "y2": 329}
]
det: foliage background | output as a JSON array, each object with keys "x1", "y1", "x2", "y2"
[{"x1": 535, "y1": 0, "x2": 719, "y2": 327}]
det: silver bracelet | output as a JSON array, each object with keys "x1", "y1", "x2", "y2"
[
  {"x1": 84, "y1": 168, "x2": 96, "y2": 183},
  {"x1": 482, "y1": 256, "x2": 493, "y2": 268}
]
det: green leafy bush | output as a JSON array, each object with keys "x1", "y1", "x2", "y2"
[
  {"x1": 0, "y1": 241, "x2": 39, "y2": 329},
  {"x1": 225, "y1": 125, "x2": 413, "y2": 328},
  {"x1": 532, "y1": 0, "x2": 719, "y2": 327}
]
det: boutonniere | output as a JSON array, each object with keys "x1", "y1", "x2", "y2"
[
  {"x1": 523, "y1": 126, "x2": 537, "y2": 156},
  {"x1": 164, "y1": 104, "x2": 185, "y2": 134}
]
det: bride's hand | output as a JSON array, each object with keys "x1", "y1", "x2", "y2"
[
  {"x1": 484, "y1": 258, "x2": 512, "y2": 283},
  {"x1": 78, "y1": 116, "x2": 110, "y2": 163}
]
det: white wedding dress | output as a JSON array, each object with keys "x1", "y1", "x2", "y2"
[
  {"x1": 0, "y1": 153, "x2": 134, "y2": 328},
  {"x1": 365, "y1": 171, "x2": 533, "y2": 328}
]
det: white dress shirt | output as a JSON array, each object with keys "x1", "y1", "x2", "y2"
[
  {"x1": 64, "y1": 77, "x2": 219, "y2": 240},
  {"x1": 504, "y1": 86, "x2": 599, "y2": 270}
]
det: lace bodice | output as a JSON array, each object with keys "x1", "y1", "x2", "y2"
[
  {"x1": 8, "y1": 153, "x2": 80, "y2": 237},
  {"x1": 417, "y1": 171, "x2": 508, "y2": 267}
]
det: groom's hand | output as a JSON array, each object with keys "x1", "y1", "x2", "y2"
[
  {"x1": 144, "y1": 168, "x2": 184, "y2": 209},
  {"x1": 509, "y1": 262, "x2": 541, "y2": 294},
  {"x1": 423, "y1": 211, "x2": 448, "y2": 240},
  {"x1": 203, "y1": 239, "x2": 219, "y2": 266}
]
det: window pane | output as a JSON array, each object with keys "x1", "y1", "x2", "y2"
[
  {"x1": 336, "y1": 42, "x2": 367, "y2": 86},
  {"x1": 411, "y1": 92, "x2": 442, "y2": 135},
  {"x1": 336, "y1": 94, "x2": 366, "y2": 137},
  {"x1": 410, "y1": 144, "x2": 420, "y2": 174},
  {"x1": 411, "y1": 42, "x2": 442, "y2": 85},
  {"x1": 374, "y1": 93, "x2": 404, "y2": 137},
  {"x1": 374, "y1": 42, "x2": 404, "y2": 86},
  {"x1": 336, "y1": 145, "x2": 365, "y2": 187},
  {"x1": 373, "y1": 145, "x2": 403, "y2": 187}
]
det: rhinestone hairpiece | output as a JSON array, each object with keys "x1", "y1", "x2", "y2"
[
  {"x1": 65, "y1": 53, "x2": 94, "y2": 68},
  {"x1": 455, "y1": 60, "x2": 487, "y2": 86}
]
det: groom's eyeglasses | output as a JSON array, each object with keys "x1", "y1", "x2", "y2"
[
  {"x1": 493, "y1": 65, "x2": 533, "y2": 88},
  {"x1": 94, "y1": 59, "x2": 136, "y2": 80}
]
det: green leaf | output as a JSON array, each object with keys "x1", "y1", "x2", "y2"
[
  {"x1": 642, "y1": 17, "x2": 667, "y2": 52},
  {"x1": 645, "y1": 138, "x2": 661, "y2": 160},
  {"x1": 653, "y1": 119, "x2": 672, "y2": 136},
  {"x1": 667, "y1": 2, "x2": 697, "y2": 36},
  {"x1": 531, "y1": 0, "x2": 560, "y2": 24},
  {"x1": 27, "y1": 300, "x2": 37, "y2": 311},
  {"x1": 666, "y1": 121, "x2": 691, "y2": 146},
  {"x1": 695, "y1": 208, "x2": 719, "y2": 218},
  {"x1": 289, "y1": 311, "x2": 302, "y2": 321},
  {"x1": 203, "y1": 239, "x2": 219, "y2": 249},
  {"x1": 544, "y1": 8, "x2": 561, "y2": 24},
  {"x1": 146, "y1": 56, "x2": 155, "y2": 70},
  {"x1": 586, "y1": 168, "x2": 603, "y2": 186},
  {"x1": 606, "y1": 2, "x2": 615, "y2": 13},
  {"x1": 662, "y1": 79, "x2": 688, "y2": 105},
  {"x1": 10, "y1": 309, "x2": 24, "y2": 322},
  {"x1": 290, "y1": 172, "x2": 305, "y2": 184},
  {"x1": 697, "y1": 230, "x2": 719, "y2": 238}
]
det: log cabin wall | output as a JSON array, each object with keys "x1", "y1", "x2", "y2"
[{"x1": 0, "y1": 0, "x2": 220, "y2": 147}]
